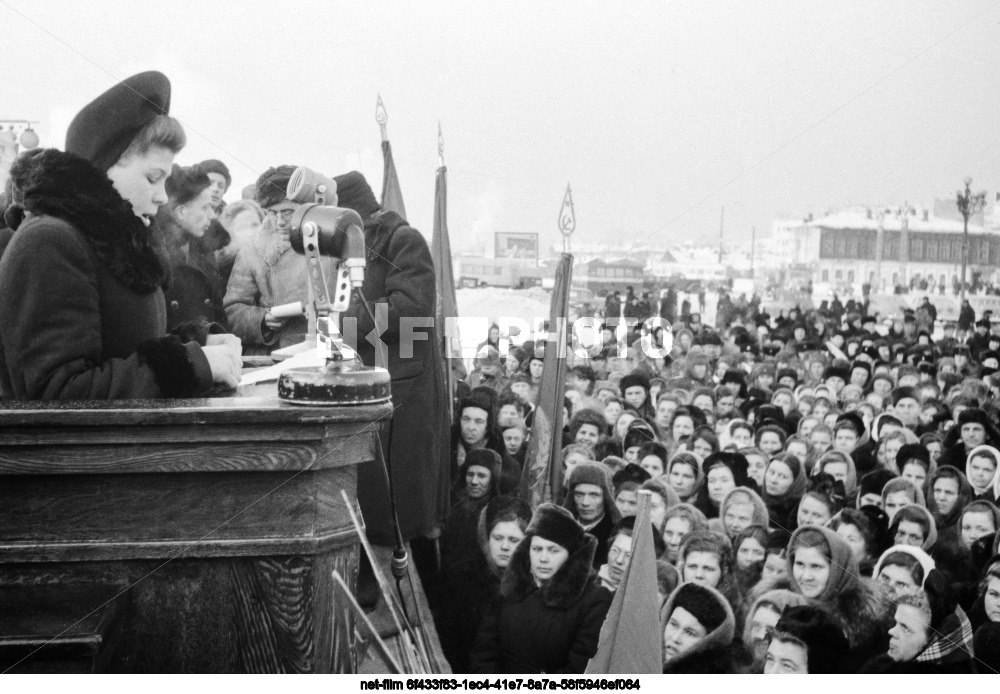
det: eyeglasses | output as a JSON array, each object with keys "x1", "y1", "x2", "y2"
[{"x1": 266, "y1": 208, "x2": 296, "y2": 220}]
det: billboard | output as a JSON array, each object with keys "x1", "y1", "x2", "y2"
[{"x1": 495, "y1": 232, "x2": 539, "y2": 260}]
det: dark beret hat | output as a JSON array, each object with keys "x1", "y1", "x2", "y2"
[
  {"x1": 66, "y1": 71, "x2": 172, "y2": 172},
  {"x1": 255, "y1": 165, "x2": 297, "y2": 209}
]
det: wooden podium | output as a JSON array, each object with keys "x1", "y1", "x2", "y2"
[{"x1": 0, "y1": 391, "x2": 392, "y2": 673}]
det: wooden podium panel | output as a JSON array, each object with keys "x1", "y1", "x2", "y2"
[{"x1": 0, "y1": 394, "x2": 392, "y2": 673}]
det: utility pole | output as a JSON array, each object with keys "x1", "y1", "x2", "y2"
[
  {"x1": 900, "y1": 204, "x2": 909, "y2": 292},
  {"x1": 750, "y1": 226, "x2": 756, "y2": 283},
  {"x1": 718, "y1": 206, "x2": 724, "y2": 264},
  {"x1": 957, "y1": 177, "x2": 987, "y2": 304}
]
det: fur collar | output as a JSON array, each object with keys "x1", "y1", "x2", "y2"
[
  {"x1": 760, "y1": 574, "x2": 895, "y2": 650},
  {"x1": 501, "y1": 532, "x2": 598, "y2": 609},
  {"x1": 11, "y1": 148, "x2": 167, "y2": 293}
]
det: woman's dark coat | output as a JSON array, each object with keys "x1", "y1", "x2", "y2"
[
  {"x1": 159, "y1": 216, "x2": 228, "y2": 332},
  {"x1": 0, "y1": 149, "x2": 215, "y2": 400},
  {"x1": 468, "y1": 534, "x2": 613, "y2": 673},
  {"x1": 437, "y1": 508, "x2": 505, "y2": 673}
]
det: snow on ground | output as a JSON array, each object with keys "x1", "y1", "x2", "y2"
[{"x1": 454, "y1": 287, "x2": 553, "y2": 358}]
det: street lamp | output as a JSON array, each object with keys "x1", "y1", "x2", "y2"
[
  {"x1": 0, "y1": 120, "x2": 40, "y2": 149},
  {"x1": 957, "y1": 176, "x2": 987, "y2": 304}
]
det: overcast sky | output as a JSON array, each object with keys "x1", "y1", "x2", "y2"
[{"x1": 3, "y1": 0, "x2": 1000, "y2": 253}]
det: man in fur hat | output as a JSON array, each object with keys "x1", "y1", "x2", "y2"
[
  {"x1": 936, "y1": 407, "x2": 1000, "y2": 470},
  {"x1": 562, "y1": 462, "x2": 623, "y2": 568}
]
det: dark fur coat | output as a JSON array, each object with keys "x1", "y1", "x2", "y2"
[
  {"x1": 468, "y1": 533, "x2": 613, "y2": 674},
  {"x1": 0, "y1": 149, "x2": 215, "y2": 399}
]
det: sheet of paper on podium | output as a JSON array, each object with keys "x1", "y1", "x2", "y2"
[{"x1": 239, "y1": 347, "x2": 324, "y2": 386}]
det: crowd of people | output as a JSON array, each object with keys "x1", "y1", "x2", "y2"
[
  {"x1": 4, "y1": 70, "x2": 1000, "y2": 677},
  {"x1": 429, "y1": 288, "x2": 1000, "y2": 674}
]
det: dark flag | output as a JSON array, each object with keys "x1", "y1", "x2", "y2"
[
  {"x1": 586, "y1": 490, "x2": 662, "y2": 674},
  {"x1": 376, "y1": 94, "x2": 407, "y2": 218},
  {"x1": 431, "y1": 129, "x2": 461, "y2": 421},
  {"x1": 518, "y1": 253, "x2": 574, "y2": 508}
]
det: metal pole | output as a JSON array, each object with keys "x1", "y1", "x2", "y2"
[
  {"x1": 718, "y1": 206, "x2": 724, "y2": 264},
  {"x1": 961, "y1": 214, "x2": 968, "y2": 304}
]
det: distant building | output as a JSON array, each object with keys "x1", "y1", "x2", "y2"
[
  {"x1": 775, "y1": 207, "x2": 1000, "y2": 293},
  {"x1": 576, "y1": 258, "x2": 646, "y2": 293}
]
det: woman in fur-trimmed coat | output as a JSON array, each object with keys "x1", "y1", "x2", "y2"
[
  {"x1": 468, "y1": 504, "x2": 614, "y2": 674},
  {"x1": 776, "y1": 525, "x2": 897, "y2": 671},
  {"x1": 0, "y1": 73, "x2": 229, "y2": 400}
]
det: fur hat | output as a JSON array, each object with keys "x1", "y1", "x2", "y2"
[
  {"x1": 669, "y1": 582, "x2": 729, "y2": 633},
  {"x1": 66, "y1": 71, "x2": 171, "y2": 172},
  {"x1": 891, "y1": 385, "x2": 919, "y2": 406},
  {"x1": 958, "y1": 407, "x2": 993, "y2": 430},
  {"x1": 255, "y1": 165, "x2": 297, "y2": 209},
  {"x1": 896, "y1": 443, "x2": 930, "y2": 471},
  {"x1": 564, "y1": 462, "x2": 622, "y2": 525},
  {"x1": 702, "y1": 451, "x2": 751, "y2": 489},
  {"x1": 623, "y1": 421, "x2": 657, "y2": 451},
  {"x1": 611, "y1": 463, "x2": 651, "y2": 495},
  {"x1": 619, "y1": 371, "x2": 651, "y2": 396},
  {"x1": 197, "y1": 159, "x2": 231, "y2": 188},
  {"x1": 526, "y1": 503, "x2": 586, "y2": 554},
  {"x1": 721, "y1": 369, "x2": 748, "y2": 392},
  {"x1": 333, "y1": 170, "x2": 381, "y2": 221},
  {"x1": 774, "y1": 605, "x2": 849, "y2": 674},
  {"x1": 464, "y1": 448, "x2": 501, "y2": 472},
  {"x1": 482, "y1": 494, "x2": 532, "y2": 535},
  {"x1": 822, "y1": 362, "x2": 850, "y2": 383},
  {"x1": 776, "y1": 367, "x2": 799, "y2": 385},
  {"x1": 835, "y1": 411, "x2": 866, "y2": 438}
]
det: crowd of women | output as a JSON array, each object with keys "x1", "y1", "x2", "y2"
[{"x1": 430, "y1": 299, "x2": 1000, "y2": 675}]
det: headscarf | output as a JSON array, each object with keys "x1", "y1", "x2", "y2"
[
  {"x1": 891, "y1": 504, "x2": 939, "y2": 552},
  {"x1": 740, "y1": 588, "x2": 810, "y2": 647},
  {"x1": 667, "y1": 451, "x2": 704, "y2": 503},
  {"x1": 763, "y1": 453, "x2": 808, "y2": 502},
  {"x1": 786, "y1": 525, "x2": 860, "y2": 604},
  {"x1": 966, "y1": 444, "x2": 1000, "y2": 498},
  {"x1": 959, "y1": 500, "x2": 1000, "y2": 550},
  {"x1": 720, "y1": 487, "x2": 769, "y2": 535},
  {"x1": 813, "y1": 449, "x2": 858, "y2": 498},
  {"x1": 926, "y1": 465, "x2": 973, "y2": 531},
  {"x1": 872, "y1": 545, "x2": 936, "y2": 586},
  {"x1": 881, "y1": 477, "x2": 926, "y2": 509}
]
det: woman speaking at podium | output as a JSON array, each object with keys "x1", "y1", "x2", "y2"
[{"x1": 0, "y1": 71, "x2": 241, "y2": 400}]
